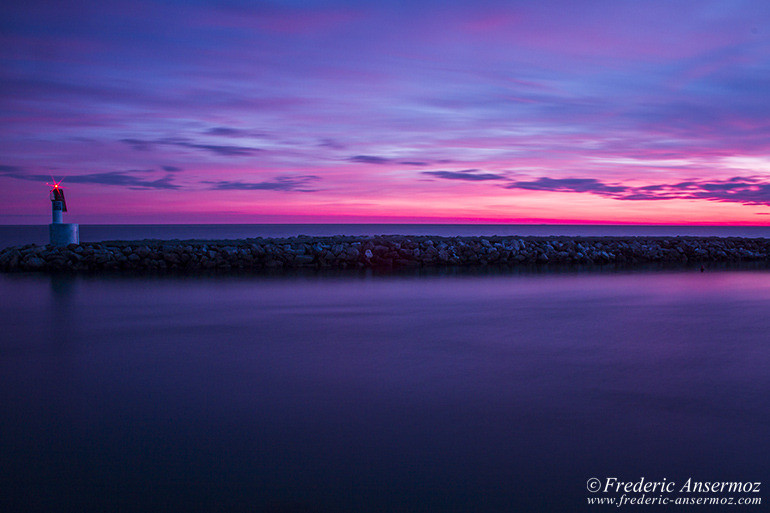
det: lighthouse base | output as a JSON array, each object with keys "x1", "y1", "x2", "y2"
[{"x1": 50, "y1": 223, "x2": 79, "y2": 247}]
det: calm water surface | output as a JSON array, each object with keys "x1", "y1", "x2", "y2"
[{"x1": 1, "y1": 269, "x2": 768, "y2": 511}]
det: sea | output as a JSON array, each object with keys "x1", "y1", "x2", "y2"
[
  {"x1": 4, "y1": 223, "x2": 770, "y2": 247},
  {"x1": 1, "y1": 225, "x2": 769, "y2": 512}
]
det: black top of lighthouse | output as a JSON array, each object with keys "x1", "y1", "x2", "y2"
[{"x1": 50, "y1": 184, "x2": 67, "y2": 212}]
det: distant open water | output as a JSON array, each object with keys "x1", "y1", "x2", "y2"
[{"x1": 3, "y1": 224, "x2": 770, "y2": 248}]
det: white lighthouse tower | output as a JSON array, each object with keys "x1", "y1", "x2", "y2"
[{"x1": 49, "y1": 180, "x2": 79, "y2": 246}]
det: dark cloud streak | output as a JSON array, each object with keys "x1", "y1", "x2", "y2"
[
  {"x1": 508, "y1": 177, "x2": 626, "y2": 194},
  {"x1": 120, "y1": 138, "x2": 261, "y2": 157},
  {"x1": 204, "y1": 127, "x2": 269, "y2": 138},
  {"x1": 0, "y1": 166, "x2": 180, "y2": 189},
  {"x1": 205, "y1": 127, "x2": 245, "y2": 137},
  {"x1": 162, "y1": 138, "x2": 261, "y2": 157},
  {"x1": 423, "y1": 169, "x2": 508, "y2": 181},
  {"x1": 504, "y1": 176, "x2": 770, "y2": 206},
  {"x1": 64, "y1": 172, "x2": 179, "y2": 189},
  {"x1": 205, "y1": 175, "x2": 320, "y2": 192},
  {"x1": 120, "y1": 138, "x2": 153, "y2": 151},
  {"x1": 349, "y1": 155, "x2": 390, "y2": 164}
]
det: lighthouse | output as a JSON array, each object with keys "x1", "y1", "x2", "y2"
[{"x1": 49, "y1": 180, "x2": 79, "y2": 246}]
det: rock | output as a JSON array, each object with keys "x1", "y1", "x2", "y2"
[
  {"x1": 294, "y1": 255, "x2": 314, "y2": 265},
  {"x1": 26, "y1": 257, "x2": 46, "y2": 269},
  {"x1": 1, "y1": 235, "x2": 769, "y2": 273}
]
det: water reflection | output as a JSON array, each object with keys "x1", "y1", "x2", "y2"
[{"x1": 0, "y1": 270, "x2": 769, "y2": 512}]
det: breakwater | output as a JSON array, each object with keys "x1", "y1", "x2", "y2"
[{"x1": 1, "y1": 235, "x2": 769, "y2": 273}]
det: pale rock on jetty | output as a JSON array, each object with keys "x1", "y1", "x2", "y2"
[{"x1": 1, "y1": 235, "x2": 770, "y2": 273}]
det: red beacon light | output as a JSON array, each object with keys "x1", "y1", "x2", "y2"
[{"x1": 48, "y1": 179, "x2": 68, "y2": 213}]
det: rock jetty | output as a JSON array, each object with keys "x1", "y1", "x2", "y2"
[{"x1": 1, "y1": 235, "x2": 769, "y2": 273}]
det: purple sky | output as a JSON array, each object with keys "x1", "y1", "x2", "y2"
[{"x1": 3, "y1": 0, "x2": 770, "y2": 224}]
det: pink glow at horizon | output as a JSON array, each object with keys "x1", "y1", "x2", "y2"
[{"x1": 2, "y1": 0, "x2": 770, "y2": 225}]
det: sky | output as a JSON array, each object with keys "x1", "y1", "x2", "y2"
[{"x1": 2, "y1": 0, "x2": 770, "y2": 225}]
